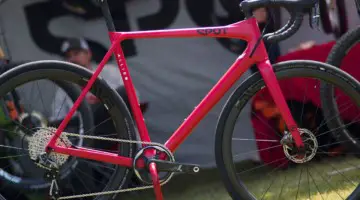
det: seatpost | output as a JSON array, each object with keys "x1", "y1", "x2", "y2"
[{"x1": 98, "y1": 0, "x2": 116, "y2": 32}]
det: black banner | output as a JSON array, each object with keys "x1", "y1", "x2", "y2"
[{"x1": 24, "y1": 0, "x2": 278, "y2": 62}]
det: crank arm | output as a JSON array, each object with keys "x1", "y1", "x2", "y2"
[{"x1": 147, "y1": 159, "x2": 200, "y2": 174}]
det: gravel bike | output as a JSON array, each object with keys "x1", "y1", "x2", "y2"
[{"x1": 1, "y1": 0, "x2": 360, "y2": 199}]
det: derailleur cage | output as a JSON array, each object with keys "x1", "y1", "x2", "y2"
[
  {"x1": 37, "y1": 153, "x2": 61, "y2": 200},
  {"x1": 43, "y1": 168, "x2": 61, "y2": 200}
]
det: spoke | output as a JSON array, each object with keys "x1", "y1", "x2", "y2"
[
  {"x1": 0, "y1": 154, "x2": 27, "y2": 159},
  {"x1": 36, "y1": 81, "x2": 49, "y2": 116},
  {"x1": 237, "y1": 156, "x2": 288, "y2": 175},
  {"x1": 316, "y1": 149, "x2": 356, "y2": 188},
  {"x1": 0, "y1": 144, "x2": 28, "y2": 151},
  {"x1": 66, "y1": 177, "x2": 77, "y2": 197},
  {"x1": 306, "y1": 165, "x2": 310, "y2": 200},
  {"x1": 331, "y1": 158, "x2": 360, "y2": 179},
  {"x1": 53, "y1": 81, "x2": 56, "y2": 116},
  {"x1": 316, "y1": 117, "x2": 360, "y2": 139},
  {"x1": 233, "y1": 144, "x2": 284, "y2": 159},
  {"x1": 259, "y1": 161, "x2": 289, "y2": 200},
  {"x1": 318, "y1": 137, "x2": 360, "y2": 148},
  {"x1": 9, "y1": 120, "x2": 35, "y2": 136},
  {"x1": 296, "y1": 167, "x2": 303, "y2": 200},
  {"x1": 72, "y1": 169, "x2": 92, "y2": 193},
  {"x1": 299, "y1": 81, "x2": 309, "y2": 126},
  {"x1": 74, "y1": 168, "x2": 107, "y2": 187},
  {"x1": 247, "y1": 130, "x2": 280, "y2": 142},
  {"x1": 55, "y1": 95, "x2": 69, "y2": 121},
  {"x1": 308, "y1": 170, "x2": 325, "y2": 200},
  {"x1": 83, "y1": 117, "x2": 112, "y2": 135},
  {"x1": 277, "y1": 172, "x2": 287, "y2": 200},
  {"x1": 314, "y1": 100, "x2": 354, "y2": 135},
  {"x1": 251, "y1": 111, "x2": 283, "y2": 138},
  {"x1": 79, "y1": 159, "x2": 115, "y2": 172},
  {"x1": 326, "y1": 162, "x2": 360, "y2": 177},
  {"x1": 232, "y1": 138, "x2": 279, "y2": 142},
  {"x1": 25, "y1": 82, "x2": 36, "y2": 112},
  {"x1": 309, "y1": 163, "x2": 345, "y2": 199}
]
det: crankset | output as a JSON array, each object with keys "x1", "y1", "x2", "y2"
[
  {"x1": 146, "y1": 158, "x2": 200, "y2": 174},
  {"x1": 133, "y1": 145, "x2": 201, "y2": 185},
  {"x1": 135, "y1": 146, "x2": 201, "y2": 200}
]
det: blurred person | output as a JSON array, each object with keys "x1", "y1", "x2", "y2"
[
  {"x1": 52, "y1": 37, "x2": 147, "y2": 119},
  {"x1": 288, "y1": 40, "x2": 316, "y2": 53},
  {"x1": 53, "y1": 38, "x2": 148, "y2": 140},
  {"x1": 59, "y1": 37, "x2": 147, "y2": 112},
  {"x1": 51, "y1": 38, "x2": 149, "y2": 195},
  {"x1": 0, "y1": 46, "x2": 7, "y2": 65}
]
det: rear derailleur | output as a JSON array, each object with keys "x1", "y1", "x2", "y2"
[
  {"x1": 36, "y1": 153, "x2": 61, "y2": 200},
  {"x1": 44, "y1": 168, "x2": 61, "y2": 200}
]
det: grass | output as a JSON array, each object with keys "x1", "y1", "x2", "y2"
[
  {"x1": 120, "y1": 156, "x2": 360, "y2": 200},
  {"x1": 120, "y1": 166, "x2": 233, "y2": 200},
  {"x1": 24, "y1": 155, "x2": 360, "y2": 200}
]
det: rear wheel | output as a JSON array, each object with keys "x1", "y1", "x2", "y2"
[
  {"x1": 0, "y1": 61, "x2": 137, "y2": 200},
  {"x1": 216, "y1": 60, "x2": 360, "y2": 199},
  {"x1": 324, "y1": 25, "x2": 360, "y2": 153}
]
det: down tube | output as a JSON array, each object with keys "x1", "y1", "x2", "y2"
[{"x1": 165, "y1": 54, "x2": 254, "y2": 152}]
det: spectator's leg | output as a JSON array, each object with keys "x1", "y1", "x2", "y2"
[
  {"x1": 89, "y1": 85, "x2": 131, "y2": 140},
  {"x1": 115, "y1": 86, "x2": 130, "y2": 109}
]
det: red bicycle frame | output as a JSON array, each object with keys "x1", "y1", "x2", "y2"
[{"x1": 46, "y1": 16, "x2": 304, "y2": 169}]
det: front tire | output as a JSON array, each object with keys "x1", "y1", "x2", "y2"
[{"x1": 215, "y1": 60, "x2": 360, "y2": 199}]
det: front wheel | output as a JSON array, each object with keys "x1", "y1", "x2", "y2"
[{"x1": 215, "y1": 60, "x2": 360, "y2": 199}]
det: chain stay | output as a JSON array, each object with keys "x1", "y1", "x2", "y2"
[{"x1": 50, "y1": 132, "x2": 169, "y2": 199}]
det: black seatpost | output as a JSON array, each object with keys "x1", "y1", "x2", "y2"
[{"x1": 98, "y1": 0, "x2": 116, "y2": 32}]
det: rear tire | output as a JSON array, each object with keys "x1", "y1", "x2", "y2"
[
  {"x1": 0, "y1": 60, "x2": 137, "y2": 200},
  {"x1": 324, "y1": 26, "x2": 360, "y2": 153}
]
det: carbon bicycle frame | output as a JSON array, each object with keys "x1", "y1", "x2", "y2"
[{"x1": 46, "y1": 17, "x2": 304, "y2": 169}]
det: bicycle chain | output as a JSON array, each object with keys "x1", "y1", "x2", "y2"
[
  {"x1": 54, "y1": 132, "x2": 171, "y2": 199},
  {"x1": 7, "y1": 126, "x2": 169, "y2": 199}
]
